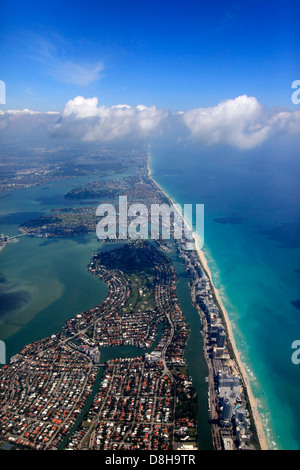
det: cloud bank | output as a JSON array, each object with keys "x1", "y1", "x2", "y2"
[
  {"x1": 182, "y1": 95, "x2": 300, "y2": 149},
  {"x1": 0, "y1": 109, "x2": 59, "y2": 138},
  {"x1": 51, "y1": 96, "x2": 168, "y2": 141},
  {"x1": 1, "y1": 95, "x2": 299, "y2": 149},
  {"x1": 182, "y1": 95, "x2": 270, "y2": 149}
]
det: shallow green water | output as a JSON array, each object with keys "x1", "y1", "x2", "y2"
[{"x1": 0, "y1": 173, "x2": 213, "y2": 449}]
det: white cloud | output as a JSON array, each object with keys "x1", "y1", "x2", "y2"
[
  {"x1": 182, "y1": 95, "x2": 272, "y2": 149},
  {"x1": 267, "y1": 110, "x2": 300, "y2": 135},
  {"x1": 53, "y1": 96, "x2": 168, "y2": 141},
  {"x1": 62, "y1": 96, "x2": 99, "y2": 118}
]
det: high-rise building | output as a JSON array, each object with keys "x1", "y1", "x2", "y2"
[
  {"x1": 217, "y1": 330, "x2": 226, "y2": 348},
  {"x1": 222, "y1": 398, "x2": 233, "y2": 421}
]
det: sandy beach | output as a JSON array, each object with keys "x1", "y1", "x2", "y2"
[
  {"x1": 147, "y1": 154, "x2": 269, "y2": 450},
  {"x1": 194, "y1": 238, "x2": 269, "y2": 450}
]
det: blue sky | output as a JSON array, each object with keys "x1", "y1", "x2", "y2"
[{"x1": 0, "y1": 0, "x2": 299, "y2": 112}]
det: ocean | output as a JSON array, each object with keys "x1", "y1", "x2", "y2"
[{"x1": 149, "y1": 142, "x2": 300, "y2": 450}]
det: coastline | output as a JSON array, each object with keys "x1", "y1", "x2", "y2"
[
  {"x1": 147, "y1": 153, "x2": 269, "y2": 450},
  {"x1": 194, "y1": 239, "x2": 269, "y2": 450}
]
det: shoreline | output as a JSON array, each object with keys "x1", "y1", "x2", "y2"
[
  {"x1": 147, "y1": 153, "x2": 269, "y2": 450},
  {"x1": 194, "y1": 239, "x2": 269, "y2": 450}
]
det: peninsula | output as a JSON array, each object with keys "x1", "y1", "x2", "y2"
[{"x1": 0, "y1": 150, "x2": 267, "y2": 450}]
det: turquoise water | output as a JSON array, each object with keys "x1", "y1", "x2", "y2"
[
  {"x1": 168, "y1": 247, "x2": 213, "y2": 450},
  {"x1": 150, "y1": 144, "x2": 300, "y2": 450},
  {"x1": 0, "y1": 175, "x2": 113, "y2": 357},
  {"x1": 0, "y1": 168, "x2": 140, "y2": 356}
]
